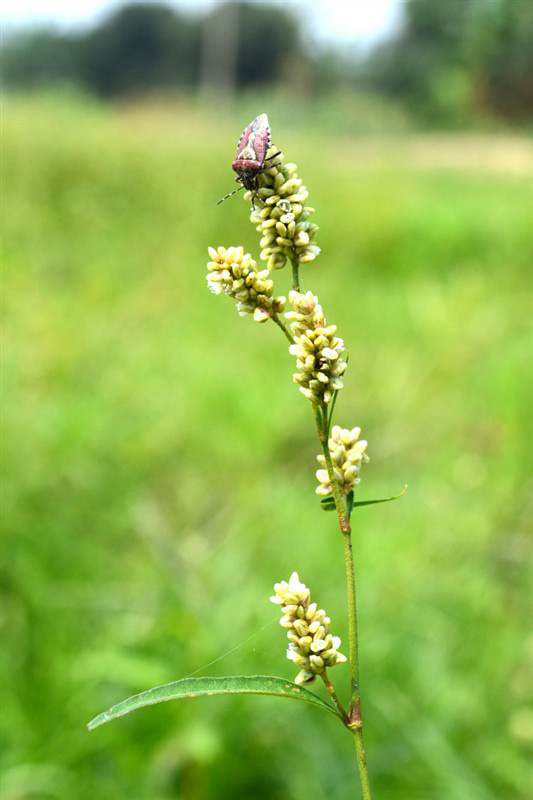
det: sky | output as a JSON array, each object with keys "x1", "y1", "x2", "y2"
[{"x1": 0, "y1": 0, "x2": 404, "y2": 50}]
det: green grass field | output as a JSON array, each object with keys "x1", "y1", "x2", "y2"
[{"x1": 2, "y1": 93, "x2": 532, "y2": 800}]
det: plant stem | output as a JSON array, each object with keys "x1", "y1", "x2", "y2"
[
  {"x1": 341, "y1": 528, "x2": 360, "y2": 708},
  {"x1": 291, "y1": 259, "x2": 300, "y2": 291},
  {"x1": 268, "y1": 278, "x2": 372, "y2": 797},
  {"x1": 321, "y1": 671, "x2": 349, "y2": 725},
  {"x1": 271, "y1": 313, "x2": 294, "y2": 344},
  {"x1": 351, "y1": 728, "x2": 372, "y2": 800},
  {"x1": 315, "y1": 404, "x2": 349, "y2": 535},
  {"x1": 314, "y1": 403, "x2": 372, "y2": 800}
]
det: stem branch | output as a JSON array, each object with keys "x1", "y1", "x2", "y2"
[
  {"x1": 271, "y1": 313, "x2": 293, "y2": 344},
  {"x1": 321, "y1": 671, "x2": 349, "y2": 725}
]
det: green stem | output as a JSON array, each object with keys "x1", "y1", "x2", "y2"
[
  {"x1": 351, "y1": 728, "x2": 372, "y2": 800},
  {"x1": 271, "y1": 314, "x2": 294, "y2": 344},
  {"x1": 291, "y1": 258, "x2": 300, "y2": 291},
  {"x1": 321, "y1": 671, "x2": 349, "y2": 726},
  {"x1": 315, "y1": 404, "x2": 350, "y2": 533},
  {"x1": 341, "y1": 531, "x2": 361, "y2": 716},
  {"x1": 313, "y1": 402, "x2": 372, "y2": 800}
]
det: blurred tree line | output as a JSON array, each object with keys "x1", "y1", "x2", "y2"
[
  {"x1": 366, "y1": 0, "x2": 533, "y2": 123},
  {"x1": 2, "y1": 0, "x2": 532, "y2": 124}
]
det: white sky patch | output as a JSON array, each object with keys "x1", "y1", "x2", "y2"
[
  {"x1": 0, "y1": 0, "x2": 403, "y2": 48},
  {"x1": 1, "y1": 0, "x2": 112, "y2": 29},
  {"x1": 304, "y1": 0, "x2": 403, "y2": 49}
]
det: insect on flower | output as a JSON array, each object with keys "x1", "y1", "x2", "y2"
[{"x1": 217, "y1": 113, "x2": 281, "y2": 209}]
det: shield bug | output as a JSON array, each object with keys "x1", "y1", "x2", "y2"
[{"x1": 217, "y1": 113, "x2": 281, "y2": 208}]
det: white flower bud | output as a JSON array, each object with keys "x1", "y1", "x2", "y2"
[
  {"x1": 295, "y1": 670, "x2": 315, "y2": 685},
  {"x1": 293, "y1": 619, "x2": 309, "y2": 638},
  {"x1": 309, "y1": 654, "x2": 325, "y2": 671}
]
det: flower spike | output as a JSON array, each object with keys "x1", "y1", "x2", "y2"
[{"x1": 270, "y1": 572, "x2": 346, "y2": 685}]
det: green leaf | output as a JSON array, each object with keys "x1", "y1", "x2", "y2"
[
  {"x1": 346, "y1": 489, "x2": 355, "y2": 516},
  {"x1": 352, "y1": 484, "x2": 408, "y2": 510},
  {"x1": 320, "y1": 496, "x2": 336, "y2": 511},
  {"x1": 88, "y1": 675, "x2": 339, "y2": 730}
]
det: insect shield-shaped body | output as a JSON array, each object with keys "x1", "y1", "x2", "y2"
[
  {"x1": 217, "y1": 113, "x2": 280, "y2": 208},
  {"x1": 232, "y1": 112, "x2": 271, "y2": 191}
]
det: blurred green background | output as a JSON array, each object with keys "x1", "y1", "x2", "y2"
[{"x1": 2, "y1": 2, "x2": 533, "y2": 799}]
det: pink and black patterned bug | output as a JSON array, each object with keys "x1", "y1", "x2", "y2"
[{"x1": 217, "y1": 113, "x2": 281, "y2": 208}]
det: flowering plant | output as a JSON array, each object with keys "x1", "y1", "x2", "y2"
[{"x1": 88, "y1": 116, "x2": 405, "y2": 800}]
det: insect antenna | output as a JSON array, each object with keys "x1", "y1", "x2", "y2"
[{"x1": 216, "y1": 185, "x2": 245, "y2": 205}]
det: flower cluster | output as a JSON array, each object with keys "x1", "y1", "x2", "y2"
[
  {"x1": 285, "y1": 291, "x2": 347, "y2": 404},
  {"x1": 270, "y1": 572, "x2": 346, "y2": 685},
  {"x1": 316, "y1": 425, "x2": 369, "y2": 498},
  {"x1": 246, "y1": 146, "x2": 320, "y2": 271},
  {"x1": 206, "y1": 246, "x2": 286, "y2": 322}
]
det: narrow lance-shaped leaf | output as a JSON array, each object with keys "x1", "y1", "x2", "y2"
[
  {"x1": 88, "y1": 675, "x2": 339, "y2": 730},
  {"x1": 321, "y1": 485, "x2": 408, "y2": 514},
  {"x1": 349, "y1": 484, "x2": 408, "y2": 513}
]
